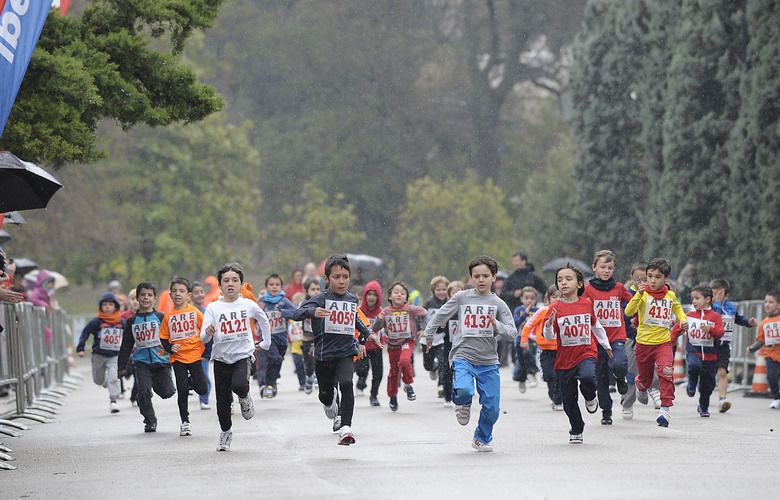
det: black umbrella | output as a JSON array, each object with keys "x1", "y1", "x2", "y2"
[
  {"x1": 0, "y1": 151, "x2": 63, "y2": 212},
  {"x1": 0, "y1": 230, "x2": 10, "y2": 245},
  {"x1": 3, "y1": 212, "x2": 25, "y2": 225},
  {"x1": 11, "y1": 257, "x2": 37, "y2": 276},
  {"x1": 542, "y1": 257, "x2": 592, "y2": 275}
]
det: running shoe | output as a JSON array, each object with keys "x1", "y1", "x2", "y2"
[
  {"x1": 616, "y1": 377, "x2": 628, "y2": 395},
  {"x1": 262, "y1": 385, "x2": 275, "y2": 399},
  {"x1": 621, "y1": 407, "x2": 633, "y2": 420},
  {"x1": 518, "y1": 381, "x2": 527, "y2": 394},
  {"x1": 443, "y1": 400, "x2": 453, "y2": 407},
  {"x1": 405, "y1": 385, "x2": 417, "y2": 401},
  {"x1": 585, "y1": 397, "x2": 598, "y2": 414},
  {"x1": 686, "y1": 380, "x2": 697, "y2": 398},
  {"x1": 569, "y1": 433, "x2": 583, "y2": 444},
  {"x1": 719, "y1": 398, "x2": 732, "y2": 413},
  {"x1": 656, "y1": 407, "x2": 670, "y2": 427},
  {"x1": 697, "y1": 405, "x2": 710, "y2": 417},
  {"x1": 304, "y1": 377, "x2": 313, "y2": 395},
  {"x1": 389, "y1": 396, "x2": 398, "y2": 412},
  {"x1": 356, "y1": 377, "x2": 367, "y2": 391},
  {"x1": 332, "y1": 415, "x2": 342, "y2": 433},
  {"x1": 144, "y1": 420, "x2": 157, "y2": 433},
  {"x1": 528, "y1": 374, "x2": 538, "y2": 388},
  {"x1": 239, "y1": 395, "x2": 255, "y2": 420},
  {"x1": 552, "y1": 403, "x2": 564, "y2": 411},
  {"x1": 338, "y1": 425, "x2": 355, "y2": 445},
  {"x1": 649, "y1": 388, "x2": 662, "y2": 409},
  {"x1": 323, "y1": 397, "x2": 339, "y2": 419},
  {"x1": 471, "y1": 438, "x2": 493, "y2": 452},
  {"x1": 429, "y1": 369, "x2": 438, "y2": 381},
  {"x1": 180, "y1": 421, "x2": 192, "y2": 436},
  {"x1": 636, "y1": 389, "x2": 648, "y2": 405},
  {"x1": 216, "y1": 430, "x2": 233, "y2": 451},
  {"x1": 601, "y1": 410, "x2": 612, "y2": 425},
  {"x1": 109, "y1": 401, "x2": 120, "y2": 414},
  {"x1": 769, "y1": 399, "x2": 780, "y2": 409},
  {"x1": 200, "y1": 402, "x2": 211, "y2": 410},
  {"x1": 369, "y1": 396, "x2": 380, "y2": 407},
  {"x1": 455, "y1": 404, "x2": 471, "y2": 425}
]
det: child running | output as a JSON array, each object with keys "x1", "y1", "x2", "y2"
[
  {"x1": 746, "y1": 290, "x2": 780, "y2": 409},
  {"x1": 159, "y1": 277, "x2": 207, "y2": 437},
  {"x1": 422, "y1": 276, "x2": 450, "y2": 398},
  {"x1": 300, "y1": 278, "x2": 321, "y2": 395},
  {"x1": 624, "y1": 258, "x2": 687, "y2": 427},
  {"x1": 371, "y1": 281, "x2": 427, "y2": 412},
  {"x1": 119, "y1": 283, "x2": 175, "y2": 432},
  {"x1": 522, "y1": 285, "x2": 563, "y2": 410},
  {"x1": 77, "y1": 293, "x2": 126, "y2": 414},
  {"x1": 583, "y1": 250, "x2": 633, "y2": 425},
  {"x1": 671, "y1": 285, "x2": 724, "y2": 417},
  {"x1": 291, "y1": 254, "x2": 372, "y2": 445},
  {"x1": 437, "y1": 280, "x2": 464, "y2": 407},
  {"x1": 356, "y1": 280, "x2": 385, "y2": 407},
  {"x1": 709, "y1": 278, "x2": 757, "y2": 413},
  {"x1": 424, "y1": 256, "x2": 517, "y2": 452},
  {"x1": 201, "y1": 263, "x2": 271, "y2": 451},
  {"x1": 258, "y1": 274, "x2": 297, "y2": 399},
  {"x1": 543, "y1": 266, "x2": 612, "y2": 444},
  {"x1": 513, "y1": 286, "x2": 540, "y2": 393}
]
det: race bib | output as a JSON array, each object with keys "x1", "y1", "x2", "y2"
[
  {"x1": 721, "y1": 314, "x2": 735, "y2": 342},
  {"x1": 289, "y1": 322, "x2": 304, "y2": 342},
  {"x1": 644, "y1": 297, "x2": 673, "y2": 328},
  {"x1": 169, "y1": 311, "x2": 198, "y2": 342},
  {"x1": 448, "y1": 319, "x2": 459, "y2": 338},
  {"x1": 133, "y1": 320, "x2": 161, "y2": 349},
  {"x1": 267, "y1": 310, "x2": 287, "y2": 335},
  {"x1": 303, "y1": 318, "x2": 313, "y2": 334},
  {"x1": 687, "y1": 318, "x2": 715, "y2": 347},
  {"x1": 99, "y1": 327, "x2": 123, "y2": 351},
  {"x1": 594, "y1": 298, "x2": 622, "y2": 328},
  {"x1": 323, "y1": 300, "x2": 357, "y2": 336},
  {"x1": 460, "y1": 304, "x2": 497, "y2": 337},
  {"x1": 385, "y1": 311, "x2": 412, "y2": 340},
  {"x1": 557, "y1": 314, "x2": 592, "y2": 347},
  {"x1": 217, "y1": 310, "x2": 251, "y2": 343},
  {"x1": 765, "y1": 322, "x2": 780, "y2": 347}
]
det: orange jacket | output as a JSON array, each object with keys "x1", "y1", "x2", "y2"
[{"x1": 523, "y1": 306, "x2": 556, "y2": 351}]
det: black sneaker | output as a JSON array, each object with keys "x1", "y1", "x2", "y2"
[
  {"x1": 601, "y1": 410, "x2": 613, "y2": 425},
  {"x1": 144, "y1": 420, "x2": 157, "y2": 433},
  {"x1": 616, "y1": 377, "x2": 628, "y2": 395},
  {"x1": 369, "y1": 396, "x2": 380, "y2": 407},
  {"x1": 389, "y1": 396, "x2": 398, "y2": 412},
  {"x1": 405, "y1": 385, "x2": 417, "y2": 401},
  {"x1": 356, "y1": 377, "x2": 367, "y2": 391}
]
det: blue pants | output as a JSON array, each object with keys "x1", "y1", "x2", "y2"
[
  {"x1": 558, "y1": 358, "x2": 596, "y2": 435},
  {"x1": 264, "y1": 333, "x2": 289, "y2": 386},
  {"x1": 687, "y1": 353, "x2": 717, "y2": 409},
  {"x1": 199, "y1": 359, "x2": 212, "y2": 405},
  {"x1": 540, "y1": 350, "x2": 562, "y2": 405},
  {"x1": 452, "y1": 358, "x2": 500, "y2": 444},
  {"x1": 767, "y1": 358, "x2": 780, "y2": 400},
  {"x1": 596, "y1": 341, "x2": 627, "y2": 412},
  {"x1": 512, "y1": 337, "x2": 539, "y2": 382}
]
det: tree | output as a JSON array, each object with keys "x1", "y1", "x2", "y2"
[
  {"x1": 396, "y1": 172, "x2": 514, "y2": 289},
  {"x1": 0, "y1": 1, "x2": 225, "y2": 166}
]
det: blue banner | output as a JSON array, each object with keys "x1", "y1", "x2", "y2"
[{"x1": 0, "y1": 0, "x2": 52, "y2": 136}]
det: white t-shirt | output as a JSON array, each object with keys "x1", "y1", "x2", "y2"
[{"x1": 200, "y1": 297, "x2": 271, "y2": 364}]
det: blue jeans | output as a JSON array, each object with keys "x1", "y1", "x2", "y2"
[
  {"x1": 765, "y1": 357, "x2": 780, "y2": 400},
  {"x1": 452, "y1": 358, "x2": 500, "y2": 444},
  {"x1": 558, "y1": 358, "x2": 597, "y2": 435},
  {"x1": 686, "y1": 353, "x2": 717, "y2": 409},
  {"x1": 264, "y1": 333, "x2": 289, "y2": 387},
  {"x1": 539, "y1": 350, "x2": 562, "y2": 405},
  {"x1": 199, "y1": 359, "x2": 212, "y2": 405},
  {"x1": 596, "y1": 341, "x2": 628, "y2": 412},
  {"x1": 512, "y1": 337, "x2": 539, "y2": 382}
]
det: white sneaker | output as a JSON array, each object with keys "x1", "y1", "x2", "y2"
[
  {"x1": 585, "y1": 397, "x2": 598, "y2": 414},
  {"x1": 656, "y1": 407, "x2": 670, "y2": 427},
  {"x1": 621, "y1": 407, "x2": 634, "y2": 420},
  {"x1": 649, "y1": 388, "x2": 662, "y2": 409},
  {"x1": 216, "y1": 430, "x2": 233, "y2": 451},
  {"x1": 332, "y1": 415, "x2": 342, "y2": 433},
  {"x1": 179, "y1": 422, "x2": 192, "y2": 436},
  {"x1": 569, "y1": 433, "x2": 583, "y2": 444},
  {"x1": 338, "y1": 425, "x2": 355, "y2": 445},
  {"x1": 552, "y1": 403, "x2": 564, "y2": 411},
  {"x1": 443, "y1": 400, "x2": 453, "y2": 407},
  {"x1": 528, "y1": 374, "x2": 538, "y2": 388},
  {"x1": 200, "y1": 402, "x2": 211, "y2": 410},
  {"x1": 471, "y1": 438, "x2": 493, "y2": 452},
  {"x1": 636, "y1": 390, "x2": 648, "y2": 405},
  {"x1": 239, "y1": 395, "x2": 255, "y2": 420},
  {"x1": 769, "y1": 399, "x2": 780, "y2": 409},
  {"x1": 109, "y1": 401, "x2": 119, "y2": 414},
  {"x1": 323, "y1": 397, "x2": 339, "y2": 419},
  {"x1": 518, "y1": 381, "x2": 526, "y2": 393},
  {"x1": 455, "y1": 404, "x2": 471, "y2": 425}
]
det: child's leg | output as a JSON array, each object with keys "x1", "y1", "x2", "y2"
[
  {"x1": 91, "y1": 354, "x2": 107, "y2": 387},
  {"x1": 134, "y1": 363, "x2": 156, "y2": 423},
  {"x1": 150, "y1": 364, "x2": 176, "y2": 399},
  {"x1": 105, "y1": 356, "x2": 121, "y2": 401},
  {"x1": 766, "y1": 358, "x2": 780, "y2": 400},
  {"x1": 577, "y1": 358, "x2": 597, "y2": 403},
  {"x1": 686, "y1": 353, "x2": 702, "y2": 393},
  {"x1": 335, "y1": 356, "x2": 355, "y2": 426},
  {"x1": 523, "y1": 340, "x2": 540, "y2": 375},
  {"x1": 315, "y1": 360, "x2": 337, "y2": 407},
  {"x1": 369, "y1": 349, "x2": 383, "y2": 398},
  {"x1": 172, "y1": 362, "x2": 191, "y2": 422},
  {"x1": 293, "y1": 354, "x2": 306, "y2": 387},
  {"x1": 699, "y1": 361, "x2": 717, "y2": 410},
  {"x1": 213, "y1": 361, "x2": 234, "y2": 432},
  {"x1": 540, "y1": 350, "x2": 560, "y2": 404},
  {"x1": 188, "y1": 360, "x2": 209, "y2": 396},
  {"x1": 398, "y1": 342, "x2": 414, "y2": 385},
  {"x1": 265, "y1": 335, "x2": 287, "y2": 387},
  {"x1": 652, "y1": 342, "x2": 675, "y2": 407},
  {"x1": 441, "y1": 344, "x2": 453, "y2": 402},
  {"x1": 595, "y1": 346, "x2": 612, "y2": 413},
  {"x1": 255, "y1": 349, "x2": 267, "y2": 388},
  {"x1": 633, "y1": 343, "x2": 656, "y2": 393},
  {"x1": 387, "y1": 348, "x2": 401, "y2": 397},
  {"x1": 230, "y1": 357, "x2": 251, "y2": 399},
  {"x1": 511, "y1": 337, "x2": 522, "y2": 381},
  {"x1": 452, "y1": 358, "x2": 476, "y2": 407},
  {"x1": 200, "y1": 359, "x2": 211, "y2": 405},
  {"x1": 623, "y1": 339, "x2": 637, "y2": 409},
  {"x1": 302, "y1": 341, "x2": 315, "y2": 379},
  {"x1": 608, "y1": 340, "x2": 628, "y2": 382},
  {"x1": 473, "y1": 364, "x2": 500, "y2": 444},
  {"x1": 716, "y1": 342, "x2": 730, "y2": 398},
  {"x1": 558, "y1": 366, "x2": 584, "y2": 435},
  {"x1": 422, "y1": 344, "x2": 435, "y2": 372}
]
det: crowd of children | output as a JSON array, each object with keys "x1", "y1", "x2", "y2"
[{"x1": 75, "y1": 250, "x2": 778, "y2": 451}]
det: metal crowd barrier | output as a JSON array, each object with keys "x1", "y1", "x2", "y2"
[{"x1": 0, "y1": 302, "x2": 82, "y2": 471}]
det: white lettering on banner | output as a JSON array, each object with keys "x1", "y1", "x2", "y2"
[
  {"x1": 593, "y1": 298, "x2": 622, "y2": 328},
  {"x1": 459, "y1": 304, "x2": 497, "y2": 337},
  {"x1": 267, "y1": 310, "x2": 287, "y2": 335},
  {"x1": 0, "y1": 1, "x2": 32, "y2": 64},
  {"x1": 169, "y1": 311, "x2": 198, "y2": 341},
  {"x1": 385, "y1": 311, "x2": 412, "y2": 340},
  {"x1": 323, "y1": 300, "x2": 357, "y2": 335},
  {"x1": 765, "y1": 322, "x2": 780, "y2": 347},
  {"x1": 557, "y1": 314, "x2": 592, "y2": 347},
  {"x1": 721, "y1": 314, "x2": 735, "y2": 342},
  {"x1": 99, "y1": 327, "x2": 122, "y2": 351},
  {"x1": 217, "y1": 309, "x2": 250, "y2": 343},
  {"x1": 644, "y1": 298, "x2": 673, "y2": 329},
  {"x1": 687, "y1": 318, "x2": 715, "y2": 347},
  {"x1": 133, "y1": 320, "x2": 161, "y2": 349}
]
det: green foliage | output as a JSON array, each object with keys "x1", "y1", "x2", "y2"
[
  {"x1": 0, "y1": 2, "x2": 225, "y2": 166},
  {"x1": 395, "y1": 172, "x2": 514, "y2": 289},
  {"x1": 265, "y1": 183, "x2": 366, "y2": 272}
]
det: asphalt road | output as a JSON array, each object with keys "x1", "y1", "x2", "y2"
[{"x1": 2, "y1": 354, "x2": 778, "y2": 499}]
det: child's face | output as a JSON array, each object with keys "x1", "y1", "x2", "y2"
[
  {"x1": 306, "y1": 282, "x2": 321, "y2": 297},
  {"x1": 191, "y1": 286, "x2": 206, "y2": 306},
  {"x1": 266, "y1": 278, "x2": 282, "y2": 295},
  {"x1": 325, "y1": 266, "x2": 350, "y2": 294},
  {"x1": 447, "y1": 286, "x2": 462, "y2": 299},
  {"x1": 690, "y1": 291, "x2": 710, "y2": 311},
  {"x1": 433, "y1": 283, "x2": 448, "y2": 301},
  {"x1": 128, "y1": 295, "x2": 139, "y2": 311},
  {"x1": 389, "y1": 285, "x2": 408, "y2": 307},
  {"x1": 521, "y1": 291, "x2": 537, "y2": 310},
  {"x1": 711, "y1": 287, "x2": 726, "y2": 302},
  {"x1": 170, "y1": 283, "x2": 190, "y2": 307},
  {"x1": 631, "y1": 269, "x2": 647, "y2": 288},
  {"x1": 365, "y1": 290, "x2": 378, "y2": 307},
  {"x1": 293, "y1": 270, "x2": 303, "y2": 284},
  {"x1": 137, "y1": 289, "x2": 155, "y2": 311},
  {"x1": 470, "y1": 264, "x2": 496, "y2": 294},
  {"x1": 646, "y1": 268, "x2": 667, "y2": 291},
  {"x1": 556, "y1": 269, "x2": 581, "y2": 298},
  {"x1": 220, "y1": 271, "x2": 242, "y2": 300},
  {"x1": 593, "y1": 257, "x2": 615, "y2": 281},
  {"x1": 100, "y1": 301, "x2": 116, "y2": 314},
  {"x1": 764, "y1": 294, "x2": 780, "y2": 315},
  {"x1": 547, "y1": 291, "x2": 562, "y2": 305}
]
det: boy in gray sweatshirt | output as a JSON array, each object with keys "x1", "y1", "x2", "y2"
[{"x1": 425, "y1": 256, "x2": 517, "y2": 452}]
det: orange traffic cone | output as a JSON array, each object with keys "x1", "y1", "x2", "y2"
[
  {"x1": 745, "y1": 353, "x2": 769, "y2": 397},
  {"x1": 673, "y1": 339, "x2": 686, "y2": 384}
]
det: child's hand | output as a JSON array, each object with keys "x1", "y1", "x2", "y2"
[
  {"x1": 701, "y1": 323, "x2": 710, "y2": 333},
  {"x1": 314, "y1": 307, "x2": 329, "y2": 318},
  {"x1": 520, "y1": 341, "x2": 529, "y2": 349},
  {"x1": 749, "y1": 317, "x2": 757, "y2": 327},
  {"x1": 205, "y1": 324, "x2": 216, "y2": 336},
  {"x1": 357, "y1": 344, "x2": 366, "y2": 360},
  {"x1": 636, "y1": 282, "x2": 647, "y2": 293},
  {"x1": 171, "y1": 344, "x2": 181, "y2": 353},
  {"x1": 680, "y1": 321, "x2": 688, "y2": 331},
  {"x1": 426, "y1": 338, "x2": 433, "y2": 350},
  {"x1": 489, "y1": 316, "x2": 497, "y2": 329},
  {"x1": 545, "y1": 308, "x2": 557, "y2": 327},
  {"x1": 606, "y1": 349, "x2": 614, "y2": 359}
]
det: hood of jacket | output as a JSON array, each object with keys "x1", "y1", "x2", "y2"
[{"x1": 361, "y1": 280, "x2": 383, "y2": 314}]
